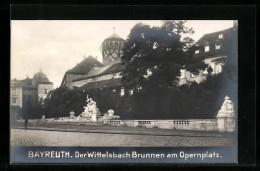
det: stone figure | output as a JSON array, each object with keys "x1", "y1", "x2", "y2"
[
  {"x1": 217, "y1": 96, "x2": 235, "y2": 116},
  {"x1": 77, "y1": 95, "x2": 99, "y2": 122},
  {"x1": 69, "y1": 111, "x2": 75, "y2": 118},
  {"x1": 217, "y1": 96, "x2": 235, "y2": 132},
  {"x1": 107, "y1": 109, "x2": 120, "y2": 119},
  {"x1": 108, "y1": 109, "x2": 114, "y2": 116}
]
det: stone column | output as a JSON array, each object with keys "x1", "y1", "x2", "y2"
[{"x1": 216, "y1": 96, "x2": 236, "y2": 132}]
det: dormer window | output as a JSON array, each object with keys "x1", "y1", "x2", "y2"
[
  {"x1": 205, "y1": 46, "x2": 210, "y2": 52},
  {"x1": 215, "y1": 44, "x2": 221, "y2": 50},
  {"x1": 218, "y1": 34, "x2": 224, "y2": 39},
  {"x1": 195, "y1": 49, "x2": 200, "y2": 54}
]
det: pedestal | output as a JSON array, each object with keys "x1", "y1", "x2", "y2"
[{"x1": 217, "y1": 115, "x2": 235, "y2": 132}]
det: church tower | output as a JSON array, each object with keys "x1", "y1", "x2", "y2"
[{"x1": 101, "y1": 28, "x2": 125, "y2": 65}]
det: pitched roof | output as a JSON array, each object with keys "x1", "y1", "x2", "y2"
[
  {"x1": 191, "y1": 26, "x2": 237, "y2": 59},
  {"x1": 11, "y1": 78, "x2": 35, "y2": 88},
  {"x1": 67, "y1": 55, "x2": 104, "y2": 75},
  {"x1": 83, "y1": 65, "x2": 111, "y2": 78},
  {"x1": 195, "y1": 27, "x2": 235, "y2": 45},
  {"x1": 11, "y1": 77, "x2": 53, "y2": 88},
  {"x1": 72, "y1": 62, "x2": 125, "y2": 82},
  {"x1": 78, "y1": 77, "x2": 122, "y2": 90}
]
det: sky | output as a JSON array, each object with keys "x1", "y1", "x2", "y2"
[{"x1": 11, "y1": 20, "x2": 234, "y2": 88}]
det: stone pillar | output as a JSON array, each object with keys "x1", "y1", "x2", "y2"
[{"x1": 216, "y1": 96, "x2": 236, "y2": 132}]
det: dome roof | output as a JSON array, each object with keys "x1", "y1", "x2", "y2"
[
  {"x1": 32, "y1": 71, "x2": 50, "y2": 85},
  {"x1": 102, "y1": 33, "x2": 125, "y2": 43}
]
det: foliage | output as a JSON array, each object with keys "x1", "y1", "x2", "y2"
[
  {"x1": 44, "y1": 87, "x2": 86, "y2": 118},
  {"x1": 42, "y1": 23, "x2": 237, "y2": 120},
  {"x1": 121, "y1": 20, "x2": 207, "y2": 90}
]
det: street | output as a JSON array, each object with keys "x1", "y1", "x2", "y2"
[{"x1": 11, "y1": 129, "x2": 235, "y2": 147}]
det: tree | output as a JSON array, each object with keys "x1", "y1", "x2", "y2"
[
  {"x1": 121, "y1": 20, "x2": 207, "y2": 90},
  {"x1": 44, "y1": 87, "x2": 87, "y2": 118}
]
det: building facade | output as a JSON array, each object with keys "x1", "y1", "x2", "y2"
[
  {"x1": 61, "y1": 32, "x2": 127, "y2": 96},
  {"x1": 179, "y1": 21, "x2": 238, "y2": 85},
  {"x1": 10, "y1": 70, "x2": 53, "y2": 119}
]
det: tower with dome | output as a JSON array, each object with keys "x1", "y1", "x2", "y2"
[
  {"x1": 60, "y1": 29, "x2": 126, "y2": 90},
  {"x1": 101, "y1": 28, "x2": 125, "y2": 65}
]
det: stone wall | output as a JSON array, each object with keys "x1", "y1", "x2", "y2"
[
  {"x1": 16, "y1": 118, "x2": 233, "y2": 132},
  {"x1": 107, "y1": 119, "x2": 218, "y2": 131}
]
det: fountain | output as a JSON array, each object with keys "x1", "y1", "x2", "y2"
[{"x1": 77, "y1": 95, "x2": 101, "y2": 122}]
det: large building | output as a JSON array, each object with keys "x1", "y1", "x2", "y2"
[
  {"x1": 10, "y1": 69, "x2": 53, "y2": 119},
  {"x1": 61, "y1": 32, "x2": 127, "y2": 95},
  {"x1": 179, "y1": 21, "x2": 238, "y2": 85},
  {"x1": 61, "y1": 22, "x2": 237, "y2": 96}
]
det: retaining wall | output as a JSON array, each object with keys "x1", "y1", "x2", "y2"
[{"x1": 16, "y1": 118, "x2": 218, "y2": 131}]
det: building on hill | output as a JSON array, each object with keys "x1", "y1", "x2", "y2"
[
  {"x1": 61, "y1": 23, "x2": 237, "y2": 100},
  {"x1": 60, "y1": 55, "x2": 104, "y2": 89},
  {"x1": 10, "y1": 69, "x2": 53, "y2": 119},
  {"x1": 179, "y1": 21, "x2": 238, "y2": 85}
]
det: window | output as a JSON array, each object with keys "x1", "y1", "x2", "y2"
[
  {"x1": 218, "y1": 34, "x2": 224, "y2": 39},
  {"x1": 215, "y1": 44, "x2": 221, "y2": 50},
  {"x1": 195, "y1": 49, "x2": 200, "y2": 54},
  {"x1": 137, "y1": 86, "x2": 142, "y2": 92},
  {"x1": 11, "y1": 88, "x2": 17, "y2": 95},
  {"x1": 44, "y1": 89, "x2": 48, "y2": 94},
  {"x1": 129, "y1": 89, "x2": 133, "y2": 95},
  {"x1": 12, "y1": 98, "x2": 16, "y2": 104},
  {"x1": 120, "y1": 88, "x2": 125, "y2": 96},
  {"x1": 205, "y1": 46, "x2": 210, "y2": 52}
]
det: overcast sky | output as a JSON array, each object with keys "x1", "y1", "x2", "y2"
[{"x1": 11, "y1": 20, "x2": 234, "y2": 88}]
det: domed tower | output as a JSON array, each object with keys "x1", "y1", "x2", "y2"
[
  {"x1": 101, "y1": 28, "x2": 125, "y2": 65},
  {"x1": 32, "y1": 68, "x2": 53, "y2": 100},
  {"x1": 32, "y1": 69, "x2": 50, "y2": 86}
]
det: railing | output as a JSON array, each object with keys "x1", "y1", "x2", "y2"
[
  {"x1": 109, "y1": 121, "x2": 121, "y2": 124},
  {"x1": 173, "y1": 121, "x2": 189, "y2": 125},
  {"x1": 138, "y1": 121, "x2": 151, "y2": 124}
]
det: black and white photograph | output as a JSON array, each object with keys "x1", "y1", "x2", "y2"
[{"x1": 10, "y1": 18, "x2": 238, "y2": 163}]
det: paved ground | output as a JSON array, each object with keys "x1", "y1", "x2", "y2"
[
  {"x1": 12, "y1": 122, "x2": 235, "y2": 137},
  {"x1": 11, "y1": 128, "x2": 236, "y2": 147}
]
